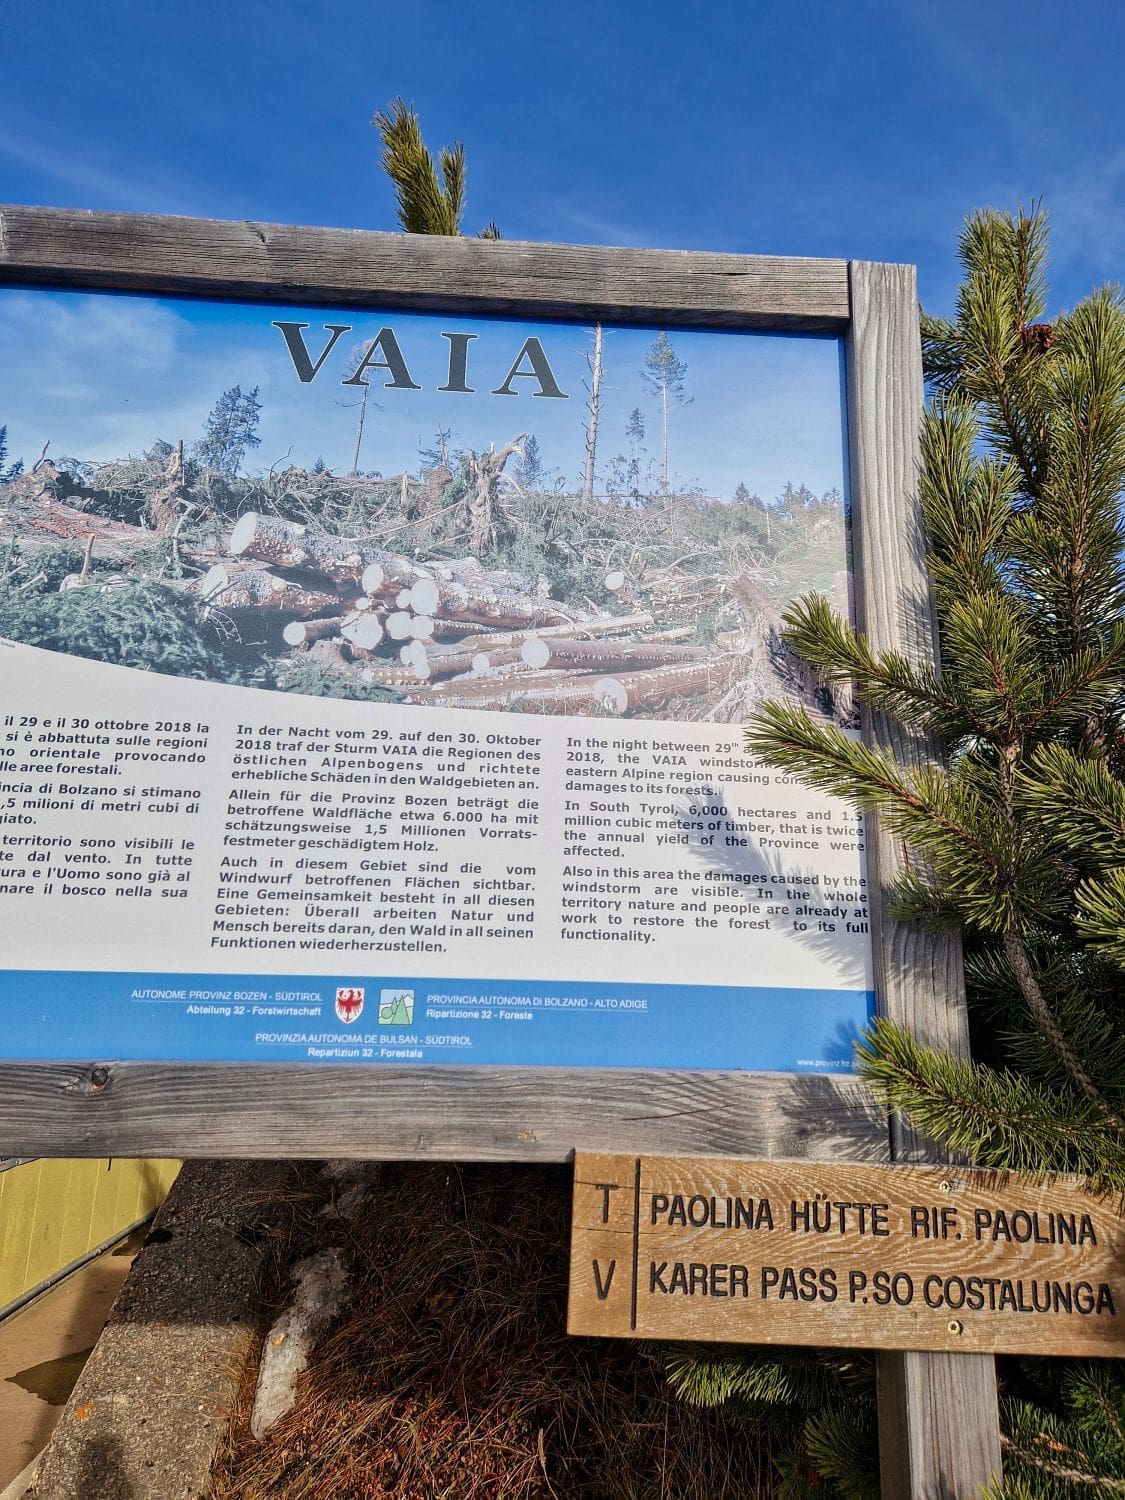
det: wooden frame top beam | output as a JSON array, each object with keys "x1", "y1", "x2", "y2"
[{"x1": 0, "y1": 204, "x2": 851, "y2": 330}]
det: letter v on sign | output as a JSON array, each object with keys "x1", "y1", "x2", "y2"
[
  {"x1": 592, "y1": 1259, "x2": 616, "y2": 1300},
  {"x1": 272, "y1": 322, "x2": 352, "y2": 383}
]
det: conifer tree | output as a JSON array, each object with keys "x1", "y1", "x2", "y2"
[
  {"x1": 749, "y1": 206, "x2": 1125, "y2": 1189},
  {"x1": 641, "y1": 331, "x2": 691, "y2": 492},
  {"x1": 673, "y1": 206, "x2": 1125, "y2": 1496},
  {"x1": 196, "y1": 385, "x2": 262, "y2": 476},
  {"x1": 0, "y1": 425, "x2": 23, "y2": 481}
]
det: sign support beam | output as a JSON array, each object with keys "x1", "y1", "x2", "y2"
[{"x1": 846, "y1": 260, "x2": 1002, "y2": 1494}]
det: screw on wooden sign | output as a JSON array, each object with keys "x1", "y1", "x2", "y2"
[{"x1": 567, "y1": 1153, "x2": 1125, "y2": 1359}]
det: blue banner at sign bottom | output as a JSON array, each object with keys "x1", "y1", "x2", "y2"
[{"x1": 0, "y1": 971, "x2": 874, "y2": 1071}]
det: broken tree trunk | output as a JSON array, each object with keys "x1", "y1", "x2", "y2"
[
  {"x1": 465, "y1": 434, "x2": 526, "y2": 555},
  {"x1": 147, "y1": 439, "x2": 188, "y2": 534},
  {"x1": 581, "y1": 324, "x2": 604, "y2": 503}
]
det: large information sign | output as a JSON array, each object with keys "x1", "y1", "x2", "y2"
[
  {"x1": 0, "y1": 212, "x2": 1006, "y2": 1491},
  {"x1": 0, "y1": 271, "x2": 871, "y2": 1073}
]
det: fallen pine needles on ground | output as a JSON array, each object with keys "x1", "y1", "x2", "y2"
[{"x1": 210, "y1": 1162, "x2": 772, "y2": 1499}]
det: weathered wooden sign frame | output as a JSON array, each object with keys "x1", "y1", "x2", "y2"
[{"x1": 0, "y1": 206, "x2": 999, "y2": 1494}]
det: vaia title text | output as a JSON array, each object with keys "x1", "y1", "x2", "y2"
[{"x1": 273, "y1": 322, "x2": 569, "y2": 399}]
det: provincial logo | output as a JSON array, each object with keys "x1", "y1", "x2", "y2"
[
  {"x1": 379, "y1": 988, "x2": 415, "y2": 1026},
  {"x1": 335, "y1": 986, "x2": 365, "y2": 1024}
]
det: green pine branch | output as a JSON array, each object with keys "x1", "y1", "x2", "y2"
[
  {"x1": 747, "y1": 701, "x2": 1068, "y2": 932},
  {"x1": 1075, "y1": 870, "x2": 1125, "y2": 969},
  {"x1": 373, "y1": 99, "x2": 499, "y2": 240},
  {"x1": 856, "y1": 1019, "x2": 1125, "y2": 1186},
  {"x1": 1020, "y1": 744, "x2": 1125, "y2": 864}
]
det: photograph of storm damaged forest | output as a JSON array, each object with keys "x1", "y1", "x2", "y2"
[{"x1": 0, "y1": 287, "x2": 852, "y2": 724}]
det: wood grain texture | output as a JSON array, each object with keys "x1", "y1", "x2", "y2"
[
  {"x1": 569, "y1": 1152, "x2": 1124, "y2": 1358},
  {"x1": 0, "y1": 205, "x2": 850, "y2": 330},
  {"x1": 0, "y1": 1064, "x2": 886, "y2": 1163},
  {"x1": 847, "y1": 261, "x2": 1002, "y2": 1494}
]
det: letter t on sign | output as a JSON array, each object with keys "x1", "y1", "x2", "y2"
[{"x1": 595, "y1": 1182, "x2": 619, "y2": 1223}]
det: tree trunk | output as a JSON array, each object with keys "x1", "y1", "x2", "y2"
[
  {"x1": 200, "y1": 564, "x2": 339, "y2": 616},
  {"x1": 349, "y1": 386, "x2": 367, "y2": 476},
  {"x1": 520, "y1": 639, "x2": 707, "y2": 671},
  {"x1": 405, "y1": 574, "x2": 578, "y2": 629},
  {"x1": 581, "y1": 324, "x2": 603, "y2": 503},
  {"x1": 282, "y1": 616, "x2": 349, "y2": 647},
  {"x1": 148, "y1": 439, "x2": 188, "y2": 534},
  {"x1": 661, "y1": 380, "x2": 669, "y2": 494},
  {"x1": 433, "y1": 613, "x2": 656, "y2": 652},
  {"x1": 231, "y1": 513, "x2": 410, "y2": 587}
]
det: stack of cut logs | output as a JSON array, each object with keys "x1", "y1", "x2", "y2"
[{"x1": 200, "y1": 512, "x2": 737, "y2": 716}]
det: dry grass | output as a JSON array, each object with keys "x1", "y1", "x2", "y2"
[{"x1": 210, "y1": 1163, "x2": 772, "y2": 1499}]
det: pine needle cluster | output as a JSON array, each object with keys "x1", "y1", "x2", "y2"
[{"x1": 372, "y1": 99, "x2": 500, "y2": 240}]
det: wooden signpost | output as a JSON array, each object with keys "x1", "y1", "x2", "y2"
[
  {"x1": 0, "y1": 206, "x2": 1008, "y2": 1492},
  {"x1": 570, "y1": 1153, "x2": 1124, "y2": 1358}
]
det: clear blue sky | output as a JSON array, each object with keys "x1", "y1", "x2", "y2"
[{"x1": 1, "y1": 0, "x2": 1121, "y2": 320}]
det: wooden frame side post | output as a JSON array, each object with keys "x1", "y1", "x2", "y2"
[{"x1": 846, "y1": 260, "x2": 1002, "y2": 1497}]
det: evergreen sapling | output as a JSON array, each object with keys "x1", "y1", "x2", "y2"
[{"x1": 668, "y1": 206, "x2": 1125, "y2": 1497}]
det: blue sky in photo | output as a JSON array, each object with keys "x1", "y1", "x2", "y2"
[
  {"x1": 0, "y1": 287, "x2": 847, "y2": 499},
  {"x1": 0, "y1": 2, "x2": 1120, "y2": 362}
]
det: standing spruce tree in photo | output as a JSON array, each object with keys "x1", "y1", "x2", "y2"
[
  {"x1": 626, "y1": 404, "x2": 646, "y2": 498},
  {"x1": 669, "y1": 208, "x2": 1125, "y2": 1497},
  {"x1": 641, "y1": 331, "x2": 691, "y2": 494},
  {"x1": 196, "y1": 385, "x2": 262, "y2": 476},
  {"x1": 0, "y1": 425, "x2": 24, "y2": 481}
]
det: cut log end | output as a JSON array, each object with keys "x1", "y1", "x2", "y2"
[
  {"x1": 200, "y1": 564, "x2": 231, "y2": 601},
  {"x1": 340, "y1": 615, "x2": 385, "y2": 651},
  {"x1": 408, "y1": 577, "x2": 441, "y2": 617},
  {"x1": 521, "y1": 637, "x2": 552, "y2": 670},
  {"x1": 592, "y1": 677, "x2": 628, "y2": 714},
  {"x1": 283, "y1": 616, "x2": 346, "y2": 648},
  {"x1": 228, "y1": 512, "x2": 260, "y2": 557},
  {"x1": 360, "y1": 562, "x2": 386, "y2": 596},
  {"x1": 604, "y1": 570, "x2": 627, "y2": 593}
]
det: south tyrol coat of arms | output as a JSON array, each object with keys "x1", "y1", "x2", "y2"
[{"x1": 335, "y1": 986, "x2": 365, "y2": 1024}]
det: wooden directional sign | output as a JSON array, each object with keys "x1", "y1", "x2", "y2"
[{"x1": 569, "y1": 1153, "x2": 1125, "y2": 1359}]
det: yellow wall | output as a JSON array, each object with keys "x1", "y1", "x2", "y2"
[{"x1": 0, "y1": 1158, "x2": 179, "y2": 1314}]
